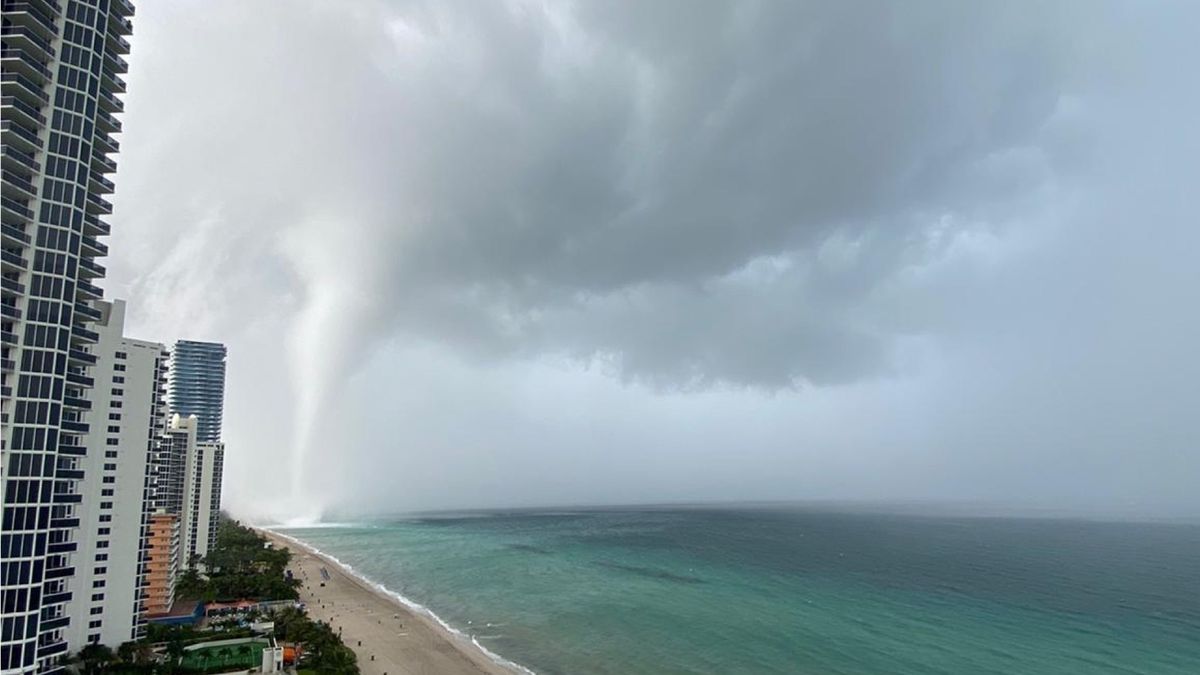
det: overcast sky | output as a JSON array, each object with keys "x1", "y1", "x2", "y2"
[{"x1": 105, "y1": 0, "x2": 1199, "y2": 522}]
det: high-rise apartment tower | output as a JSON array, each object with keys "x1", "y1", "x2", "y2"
[
  {"x1": 1, "y1": 1, "x2": 135, "y2": 672},
  {"x1": 168, "y1": 341, "x2": 226, "y2": 444}
]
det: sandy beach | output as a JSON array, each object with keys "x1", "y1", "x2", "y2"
[{"x1": 258, "y1": 529, "x2": 520, "y2": 675}]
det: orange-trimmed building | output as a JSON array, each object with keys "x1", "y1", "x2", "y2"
[{"x1": 144, "y1": 513, "x2": 181, "y2": 616}]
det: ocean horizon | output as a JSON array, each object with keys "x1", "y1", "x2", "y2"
[{"x1": 273, "y1": 504, "x2": 1200, "y2": 674}]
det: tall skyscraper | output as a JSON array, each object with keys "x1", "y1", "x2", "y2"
[
  {"x1": 169, "y1": 341, "x2": 226, "y2": 444},
  {"x1": 65, "y1": 299, "x2": 167, "y2": 649},
  {"x1": 1, "y1": 2, "x2": 134, "y2": 673},
  {"x1": 142, "y1": 414, "x2": 194, "y2": 616}
]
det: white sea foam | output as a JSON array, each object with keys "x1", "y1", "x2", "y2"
[
  {"x1": 264, "y1": 528, "x2": 537, "y2": 675},
  {"x1": 270, "y1": 520, "x2": 363, "y2": 530}
]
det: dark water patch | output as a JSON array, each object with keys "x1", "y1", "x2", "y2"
[
  {"x1": 508, "y1": 543, "x2": 553, "y2": 555},
  {"x1": 594, "y1": 560, "x2": 705, "y2": 584}
]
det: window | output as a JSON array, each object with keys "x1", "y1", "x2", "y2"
[
  {"x1": 106, "y1": 439, "x2": 119, "y2": 446},
  {"x1": 95, "y1": 554, "x2": 108, "y2": 562},
  {"x1": 108, "y1": 413, "x2": 121, "y2": 421},
  {"x1": 97, "y1": 528, "x2": 110, "y2": 536},
  {"x1": 115, "y1": 351, "x2": 126, "y2": 360},
  {"x1": 114, "y1": 364, "x2": 125, "y2": 372},
  {"x1": 111, "y1": 388, "x2": 123, "y2": 396},
  {"x1": 92, "y1": 580, "x2": 105, "y2": 588},
  {"x1": 90, "y1": 607, "x2": 103, "y2": 615},
  {"x1": 100, "y1": 502, "x2": 112, "y2": 509},
  {"x1": 100, "y1": 489, "x2": 113, "y2": 497},
  {"x1": 98, "y1": 515, "x2": 111, "y2": 523},
  {"x1": 93, "y1": 567, "x2": 106, "y2": 575},
  {"x1": 91, "y1": 593, "x2": 103, "y2": 602},
  {"x1": 112, "y1": 376, "x2": 124, "y2": 384},
  {"x1": 96, "y1": 540, "x2": 109, "y2": 549},
  {"x1": 105, "y1": 451, "x2": 117, "y2": 459},
  {"x1": 103, "y1": 463, "x2": 116, "y2": 471},
  {"x1": 107, "y1": 425, "x2": 119, "y2": 433}
]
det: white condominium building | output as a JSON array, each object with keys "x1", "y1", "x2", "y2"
[{"x1": 64, "y1": 300, "x2": 167, "y2": 650}]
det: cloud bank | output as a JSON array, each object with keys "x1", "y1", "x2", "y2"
[{"x1": 105, "y1": 0, "x2": 1200, "y2": 520}]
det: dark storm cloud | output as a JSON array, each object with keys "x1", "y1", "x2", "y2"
[
  {"x1": 107, "y1": 0, "x2": 1200, "y2": 517},
  {"x1": 275, "y1": 0, "x2": 1080, "y2": 389}
]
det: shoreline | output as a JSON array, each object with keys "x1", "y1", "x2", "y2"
[{"x1": 257, "y1": 527, "x2": 530, "y2": 675}]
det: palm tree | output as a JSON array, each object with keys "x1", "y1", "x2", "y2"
[
  {"x1": 165, "y1": 637, "x2": 186, "y2": 668},
  {"x1": 217, "y1": 646, "x2": 233, "y2": 667},
  {"x1": 78, "y1": 644, "x2": 116, "y2": 675},
  {"x1": 236, "y1": 644, "x2": 253, "y2": 666}
]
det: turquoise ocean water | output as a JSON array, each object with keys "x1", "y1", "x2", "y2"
[{"x1": 279, "y1": 507, "x2": 1200, "y2": 674}]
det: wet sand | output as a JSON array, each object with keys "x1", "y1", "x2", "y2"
[{"x1": 259, "y1": 529, "x2": 520, "y2": 675}]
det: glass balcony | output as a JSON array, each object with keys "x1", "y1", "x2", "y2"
[
  {"x1": 86, "y1": 192, "x2": 113, "y2": 215},
  {"x1": 0, "y1": 24, "x2": 57, "y2": 60},
  {"x1": 0, "y1": 1, "x2": 60, "y2": 40},
  {"x1": 2, "y1": 194, "x2": 34, "y2": 219},
  {"x1": 1, "y1": 140, "x2": 42, "y2": 173},
  {"x1": 0, "y1": 45, "x2": 53, "y2": 83},
  {"x1": 81, "y1": 234, "x2": 108, "y2": 256},
  {"x1": 1, "y1": 168, "x2": 38, "y2": 198},
  {"x1": 0, "y1": 118, "x2": 43, "y2": 150},
  {"x1": 0, "y1": 70, "x2": 50, "y2": 106},
  {"x1": 1, "y1": 93, "x2": 48, "y2": 128}
]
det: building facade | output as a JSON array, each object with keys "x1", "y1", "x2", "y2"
[
  {"x1": 168, "y1": 341, "x2": 226, "y2": 444},
  {"x1": 183, "y1": 441, "x2": 223, "y2": 565},
  {"x1": 64, "y1": 300, "x2": 167, "y2": 650},
  {"x1": 1, "y1": 1, "x2": 134, "y2": 672},
  {"x1": 141, "y1": 513, "x2": 177, "y2": 617}
]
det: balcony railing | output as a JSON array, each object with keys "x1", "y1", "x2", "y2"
[
  {"x1": 2, "y1": 169, "x2": 37, "y2": 196},
  {"x1": 2, "y1": 219, "x2": 31, "y2": 242},
  {"x1": 0, "y1": 46, "x2": 53, "y2": 81},
  {"x1": 104, "y1": 49, "x2": 129, "y2": 75},
  {"x1": 1, "y1": 248, "x2": 28, "y2": 269},
  {"x1": 2, "y1": 194, "x2": 34, "y2": 219},
  {"x1": 78, "y1": 256, "x2": 105, "y2": 277},
  {"x1": 58, "y1": 443, "x2": 86, "y2": 456},
  {"x1": 1, "y1": 118, "x2": 43, "y2": 148},
  {"x1": 91, "y1": 173, "x2": 116, "y2": 193},
  {"x1": 0, "y1": 70, "x2": 51, "y2": 106},
  {"x1": 86, "y1": 192, "x2": 113, "y2": 214},
  {"x1": 81, "y1": 234, "x2": 108, "y2": 255},
  {"x1": 83, "y1": 213, "x2": 112, "y2": 236},
  {"x1": 1, "y1": 1, "x2": 60, "y2": 38},
  {"x1": 73, "y1": 324, "x2": 100, "y2": 342},
  {"x1": 97, "y1": 109, "x2": 122, "y2": 134},
  {"x1": 92, "y1": 149, "x2": 118, "y2": 173},
  {"x1": 2, "y1": 276, "x2": 27, "y2": 296},
  {"x1": 107, "y1": 12, "x2": 134, "y2": 37},
  {"x1": 77, "y1": 279, "x2": 104, "y2": 298},
  {"x1": 1, "y1": 93, "x2": 48, "y2": 127},
  {"x1": 98, "y1": 88, "x2": 124, "y2": 112},
  {"x1": 1, "y1": 140, "x2": 42, "y2": 173},
  {"x1": 74, "y1": 301, "x2": 102, "y2": 321},
  {"x1": 0, "y1": 24, "x2": 57, "y2": 59},
  {"x1": 62, "y1": 396, "x2": 91, "y2": 411}
]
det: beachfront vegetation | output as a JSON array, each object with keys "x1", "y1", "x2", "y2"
[
  {"x1": 175, "y1": 517, "x2": 300, "y2": 602},
  {"x1": 271, "y1": 605, "x2": 360, "y2": 674},
  {"x1": 74, "y1": 516, "x2": 357, "y2": 673}
]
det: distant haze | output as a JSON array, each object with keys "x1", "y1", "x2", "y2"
[{"x1": 106, "y1": 1, "x2": 1200, "y2": 521}]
